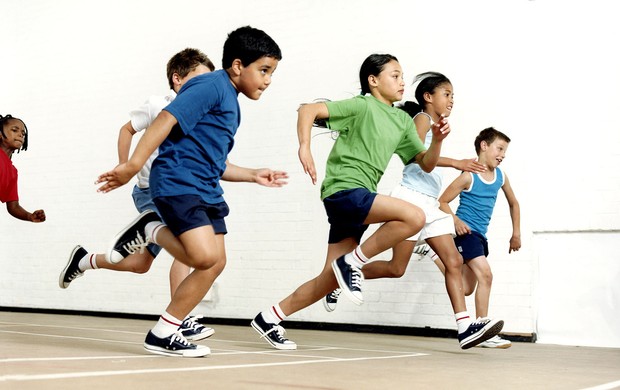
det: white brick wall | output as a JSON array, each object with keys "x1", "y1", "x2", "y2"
[{"x1": 1, "y1": 0, "x2": 619, "y2": 345}]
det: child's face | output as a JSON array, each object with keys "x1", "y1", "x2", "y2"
[
  {"x1": 235, "y1": 56, "x2": 279, "y2": 100},
  {"x1": 371, "y1": 60, "x2": 405, "y2": 105},
  {"x1": 482, "y1": 139, "x2": 509, "y2": 168},
  {"x1": 427, "y1": 82, "x2": 454, "y2": 118},
  {"x1": 1, "y1": 118, "x2": 26, "y2": 151}
]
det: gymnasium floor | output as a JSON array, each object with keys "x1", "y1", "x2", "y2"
[{"x1": 1, "y1": 311, "x2": 619, "y2": 390}]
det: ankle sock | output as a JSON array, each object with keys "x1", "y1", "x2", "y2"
[
  {"x1": 344, "y1": 246, "x2": 369, "y2": 269},
  {"x1": 78, "y1": 253, "x2": 98, "y2": 271},
  {"x1": 455, "y1": 312, "x2": 472, "y2": 333},
  {"x1": 151, "y1": 312, "x2": 183, "y2": 338},
  {"x1": 145, "y1": 221, "x2": 165, "y2": 245},
  {"x1": 262, "y1": 304, "x2": 287, "y2": 325}
]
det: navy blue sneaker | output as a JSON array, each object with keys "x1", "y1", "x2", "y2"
[
  {"x1": 59, "y1": 245, "x2": 87, "y2": 289},
  {"x1": 331, "y1": 255, "x2": 364, "y2": 305},
  {"x1": 458, "y1": 317, "x2": 504, "y2": 349},
  {"x1": 323, "y1": 289, "x2": 341, "y2": 312},
  {"x1": 107, "y1": 210, "x2": 161, "y2": 264},
  {"x1": 143, "y1": 330, "x2": 210, "y2": 357},
  {"x1": 179, "y1": 316, "x2": 215, "y2": 341},
  {"x1": 251, "y1": 314, "x2": 297, "y2": 350}
]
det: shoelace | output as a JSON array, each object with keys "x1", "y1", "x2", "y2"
[
  {"x1": 68, "y1": 269, "x2": 83, "y2": 281},
  {"x1": 260, "y1": 324, "x2": 289, "y2": 342},
  {"x1": 181, "y1": 318, "x2": 202, "y2": 331},
  {"x1": 122, "y1": 231, "x2": 150, "y2": 255},
  {"x1": 413, "y1": 244, "x2": 431, "y2": 256},
  {"x1": 350, "y1": 267, "x2": 364, "y2": 290},
  {"x1": 471, "y1": 317, "x2": 490, "y2": 326},
  {"x1": 168, "y1": 331, "x2": 192, "y2": 347},
  {"x1": 328, "y1": 289, "x2": 341, "y2": 300}
]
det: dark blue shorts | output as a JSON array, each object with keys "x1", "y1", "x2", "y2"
[
  {"x1": 454, "y1": 230, "x2": 488, "y2": 261},
  {"x1": 153, "y1": 194, "x2": 229, "y2": 237},
  {"x1": 323, "y1": 188, "x2": 377, "y2": 244}
]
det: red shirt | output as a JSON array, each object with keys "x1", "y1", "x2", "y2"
[{"x1": 0, "y1": 151, "x2": 19, "y2": 203}]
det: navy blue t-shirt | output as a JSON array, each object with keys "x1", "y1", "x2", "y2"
[{"x1": 150, "y1": 70, "x2": 240, "y2": 204}]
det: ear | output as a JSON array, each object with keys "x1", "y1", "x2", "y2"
[
  {"x1": 423, "y1": 91, "x2": 433, "y2": 104},
  {"x1": 368, "y1": 74, "x2": 378, "y2": 89},
  {"x1": 171, "y1": 73, "x2": 182, "y2": 88},
  {"x1": 230, "y1": 59, "x2": 243, "y2": 77},
  {"x1": 480, "y1": 140, "x2": 489, "y2": 151}
]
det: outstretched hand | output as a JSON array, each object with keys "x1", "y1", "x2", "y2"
[
  {"x1": 298, "y1": 146, "x2": 317, "y2": 185},
  {"x1": 255, "y1": 169, "x2": 289, "y2": 187},
  {"x1": 95, "y1": 163, "x2": 134, "y2": 193},
  {"x1": 431, "y1": 115, "x2": 451, "y2": 142}
]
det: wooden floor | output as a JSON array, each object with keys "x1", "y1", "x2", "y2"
[{"x1": 1, "y1": 311, "x2": 619, "y2": 390}]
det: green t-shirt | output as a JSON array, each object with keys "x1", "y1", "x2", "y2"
[{"x1": 320, "y1": 95, "x2": 425, "y2": 200}]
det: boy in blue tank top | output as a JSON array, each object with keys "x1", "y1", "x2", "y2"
[
  {"x1": 439, "y1": 127, "x2": 521, "y2": 348},
  {"x1": 95, "y1": 26, "x2": 286, "y2": 358}
]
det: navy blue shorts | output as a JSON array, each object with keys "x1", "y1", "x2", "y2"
[
  {"x1": 153, "y1": 194, "x2": 229, "y2": 237},
  {"x1": 323, "y1": 188, "x2": 377, "y2": 244},
  {"x1": 454, "y1": 230, "x2": 488, "y2": 261}
]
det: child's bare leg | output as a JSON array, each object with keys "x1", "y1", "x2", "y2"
[
  {"x1": 465, "y1": 256, "x2": 492, "y2": 318},
  {"x1": 432, "y1": 254, "x2": 477, "y2": 295},
  {"x1": 426, "y1": 234, "x2": 466, "y2": 313},
  {"x1": 362, "y1": 240, "x2": 416, "y2": 279},
  {"x1": 169, "y1": 260, "x2": 191, "y2": 298},
  {"x1": 153, "y1": 225, "x2": 220, "y2": 270},
  {"x1": 279, "y1": 239, "x2": 356, "y2": 315},
  {"x1": 97, "y1": 252, "x2": 155, "y2": 273}
]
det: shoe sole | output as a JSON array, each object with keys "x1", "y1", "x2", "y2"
[
  {"x1": 143, "y1": 343, "x2": 211, "y2": 357},
  {"x1": 322, "y1": 298, "x2": 336, "y2": 313},
  {"x1": 460, "y1": 320, "x2": 504, "y2": 349},
  {"x1": 58, "y1": 245, "x2": 83, "y2": 289},
  {"x1": 477, "y1": 341, "x2": 512, "y2": 349},
  {"x1": 331, "y1": 260, "x2": 363, "y2": 305},
  {"x1": 106, "y1": 210, "x2": 156, "y2": 264},
  {"x1": 185, "y1": 327, "x2": 215, "y2": 341},
  {"x1": 250, "y1": 320, "x2": 297, "y2": 350}
]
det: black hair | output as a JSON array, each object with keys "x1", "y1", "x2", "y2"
[
  {"x1": 359, "y1": 54, "x2": 398, "y2": 95},
  {"x1": 474, "y1": 127, "x2": 511, "y2": 154},
  {"x1": 222, "y1": 26, "x2": 282, "y2": 69},
  {"x1": 166, "y1": 48, "x2": 215, "y2": 90},
  {"x1": 0, "y1": 114, "x2": 28, "y2": 152},
  {"x1": 398, "y1": 71, "x2": 451, "y2": 118}
]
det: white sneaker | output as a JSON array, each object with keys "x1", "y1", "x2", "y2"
[
  {"x1": 413, "y1": 243, "x2": 438, "y2": 261},
  {"x1": 477, "y1": 335, "x2": 512, "y2": 349}
]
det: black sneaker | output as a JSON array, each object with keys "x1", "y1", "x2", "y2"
[
  {"x1": 251, "y1": 314, "x2": 297, "y2": 350},
  {"x1": 179, "y1": 316, "x2": 215, "y2": 341},
  {"x1": 107, "y1": 210, "x2": 161, "y2": 264},
  {"x1": 143, "y1": 330, "x2": 210, "y2": 357},
  {"x1": 331, "y1": 255, "x2": 364, "y2": 305},
  {"x1": 458, "y1": 317, "x2": 504, "y2": 349},
  {"x1": 323, "y1": 289, "x2": 341, "y2": 312},
  {"x1": 59, "y1": 245, "x2": 87, "y2": 289}
]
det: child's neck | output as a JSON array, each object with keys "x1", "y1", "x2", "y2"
[{"x1": 1, "y1": 145, "x2": 14, "y2": 158}]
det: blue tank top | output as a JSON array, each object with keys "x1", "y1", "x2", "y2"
[
  {"x1": 400, "y1": 113, "x2": 443, "y2": 197},
  {"x1": 455, "y1": 168, "x2": 504, "y2": 237}
]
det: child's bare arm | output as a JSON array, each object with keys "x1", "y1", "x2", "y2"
[
  {"x1": 6, "y1": 201, "x2": 46, "y2": 223},
  {"x1": 438, "y1": 172, "x2": 472, "y2": 235},
  {"x1": 502, "y1": 174, "x2": 521, "y2": 253},
  {"x1": 222, "y1": 160, "x2": 289, "y2": 187},
  {"x1": 117, "y1": 121, "x2": 137, "y2": 164},
  {"x1": 415, "y1": 116, "x2": 450, "y2": 172},
  {"x1": 297, "y1": 103, "x2": 329, "y2": 185}
]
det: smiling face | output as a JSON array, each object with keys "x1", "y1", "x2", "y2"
[
  {"x1": 369, "y1": 60, "x2": 405, "y2": 105},
  {"x1": 481, "y1": 138, "x2": 509, "y2": 169},
  {"x1": 232, "y1": 56, "x2": 279, "y2": 101},
  {"x1": 426, "y1": 82, "x2": 454, "y2": 118},
  {"x1": 1, "y1": 118, "x2": 26, "y2": 154}
]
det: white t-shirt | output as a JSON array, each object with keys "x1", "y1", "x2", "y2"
[{"x1": 129, "y1": 92, "x2": 175, "y2": 188}]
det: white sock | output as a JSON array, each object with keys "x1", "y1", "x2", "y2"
[
  {"x1": 344, "y1": 246, "x2": 369, "y2": 269},
  {"x1": 262, "y1": 304, "x2": 287, "y2": 325},
  {"x1": 455, "y1": 312, "x2": 472, "y2": 333},
  {"x1": 78, "y1": 253, "x2": 98, "y2": 271},
  {"x1": 145, "y1": 221, "x2": 166, "y2": 245},
  {"x1": 151, "y1": 312, "x2": 183, "y2": 338}
]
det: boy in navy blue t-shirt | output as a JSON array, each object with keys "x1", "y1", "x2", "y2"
[{"x1": 96, "y1": 26, "x2": 285, "y2": 357}]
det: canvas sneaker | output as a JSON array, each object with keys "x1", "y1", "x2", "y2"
[
  {"x1": 477, "y1": 335, "x2": 512, "y2": 349},
  {"x1": 59, "y1": 245, "x2": 87, "y2": 289},
  {"x1": 413, "y1": 243, "x2": 437, "y2": 261},
  {"x1": 107, "y1": 210, "x2": 161, "y2": 264},
  {"x1": 458, "y1": 317, "x2": 504, "y2": 349},
  {"x1": 331, "y1": 256, "x2": 364, "y2": 305},
  {"x1": 179, "y1": 316, "x2": 215, "y2": 341},
  {"x1": 251, "y1": 314, "x2": 297, "y2": 350},
  {"x1": 143, "y1": 330, "x2": 210, "y2": 357},
  {"x1": 323, "y1": 289, "x2": 341, "y2": 312}
]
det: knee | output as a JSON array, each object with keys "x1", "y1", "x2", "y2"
[
  {"x1": 403, "y1": 207, "x2": 426, "y2": 235},
  {"x1": 193, "y1": 256, "x2": 226, "y2": 272},
  {"x1": 386, "y1": 262, "x2": 407, "y2": 278},
  {"x1": 479, "y1": 270, "x2": 493, "y2": 287},
  {"x1": 132, "y1": 263, "x2": 152, "y2": 274}
]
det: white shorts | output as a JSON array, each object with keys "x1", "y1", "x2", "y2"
[{"x1": 390, "y1": 184, "x2": 455, "y2": 242}]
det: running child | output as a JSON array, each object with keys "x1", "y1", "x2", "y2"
[
  {"x1": 95, "y1": 26, "x2": 285, "y2": 358},
  {"x1": 251, "y1": 53, "x2": 449, "y2": 350}
]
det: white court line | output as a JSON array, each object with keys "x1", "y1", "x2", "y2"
[
  {"x1": 0, "y1": 329, "x2": 140, "y2": 345},
  {"x1": 579, "y1": 380, "x2": 620, "y2": 390},
  {"x1": 0, "y1": 355, "x2": 162, "y2": 363},
  {"x1": 0, "y1": 321, "x2": 144, "y2": 335},
  {"x1": 0, "y1": 352, "x2": 427, "y2": 382}
]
